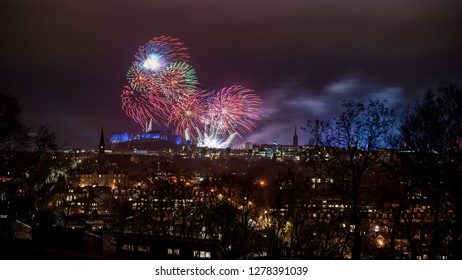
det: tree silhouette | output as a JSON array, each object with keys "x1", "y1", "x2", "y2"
[
  {"x1": 0, "y1": 93, "x2": 28, "y2": 152},
  {"x1": 1, "y1": 93, "x2": 59, "y2": 238},
  {"x1": 401, "y1": 81, "x2": 462, "y2": 259},
  {"x1": 304, "y1": 99, "x2": 396, "y2": 259}
]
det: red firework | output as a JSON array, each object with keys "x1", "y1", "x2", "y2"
[
  {"x1": 147, "y1": 89, "x2": 173, "y2": 125},
  {"x1": 121, "y1": 86, "x2": 161, "y2": 132},
  {"x1": 168, "y1": 93, "x2": 208, "y2": 140},
  {"x1": 207, "y1": 85, "x2": 262, "y2": 137}
]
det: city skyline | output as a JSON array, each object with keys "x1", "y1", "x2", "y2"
[{"x1": 1, "y1": 0, "x2": 462, "y2": 149}]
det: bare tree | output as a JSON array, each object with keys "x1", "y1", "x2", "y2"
[
  {"x1": 304, "y1": 99, "x2": 396, "y2": 259},
  {"x1": 0, "y1": 93, "x2": 28, "y2": 152},
  {"x1": 1, "y1": 93, "x2": 60, "y2": 238},
  {"x1": 401, "y1": 81, "x2": 462, "y2": 259}
]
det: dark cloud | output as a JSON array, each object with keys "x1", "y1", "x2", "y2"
[{"x1": 1, "y1": 0, "x2": 461, "y2": 148}]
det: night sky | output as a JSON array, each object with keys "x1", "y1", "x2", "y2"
[{"x1": 1, "y1": 0, "x2": 461, "y2": 149}]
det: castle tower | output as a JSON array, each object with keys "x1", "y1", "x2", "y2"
[
  {"x1": 99, "y1": 126, "x2": 105, "y2": 155},
  {"x1": 293, "y1": 125, "x2": 299, "y2": 148}
]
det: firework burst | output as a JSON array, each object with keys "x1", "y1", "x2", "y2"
[
  {"x1": 155, "y1": 61, "x2": 198, "y2": 101},
  {"x1": 121, "y1": 35, "x2": 262, "y2": 147},
  {"x1": 134, "y1": 35, "x2": 190, "y2": 73},
  {"x1": 169, "y1": 93, "x2": 208, "y2": 140},
  {"x1": 126, "y1": 65, "x2": 153, "y2": 93},
  {"x1": 207, "y1": 85, "x2": 262, "y2": 137},
  {"x1": 146, "y1": 89, "x2": 173, "y2": 125},
  {"x1": 121, "y1": 86, "x2": 160, "y2": 132}
]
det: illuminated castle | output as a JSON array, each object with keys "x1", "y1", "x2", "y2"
[{"x1": 109, "y1": 128, "x2": 183, "y2": 152}]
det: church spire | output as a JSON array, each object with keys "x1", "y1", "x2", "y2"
[
  {"x1": 293, "y1": 125, "x2": 299, "y2": 148},
  {"x1": 99, "y1": 126, "x2": 105, "y2": 154}
]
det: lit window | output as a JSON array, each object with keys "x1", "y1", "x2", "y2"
[
  {"x1": 193, "y1": 250, "x2": 211, "y2": 259},
  {"x1": 122, "y1": 244, "x2": 134, "y2": 251},
  {"x1": 138, "y1": 246, "x2": 150, "y2": 253},
  {"x1": 167, "y1": 248, "x2": 180, "y2": 255}
]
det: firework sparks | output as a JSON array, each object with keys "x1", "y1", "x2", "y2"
[
  {"x1": 121, "y1": 35, "x2": 262, "y2": 147},
  {"x1": 155, "y1": 62, "x2": 198, "y2": 101},
  {"x1": 169, "y1": 94, "x2": 207, "y2": 140},
  {"x1": 126, "y1": 65, "x2": 153, "y2": 93},
  {"x1": 207, "y1": 85, "x2": 262, "y2": 137},
  {"x1": 134, "y1": 35, "x2": 190, "y2": 74},
  {"x1": 196, "y1": 120, "x2": 237, "y2": 148},
  {"x1": 121, "y1": 86, "x2": 159, "y2": 132}
]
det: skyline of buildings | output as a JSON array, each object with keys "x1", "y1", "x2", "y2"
[{"x1": 85, "y1": 124, "x2": 303, "y2": 154}]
